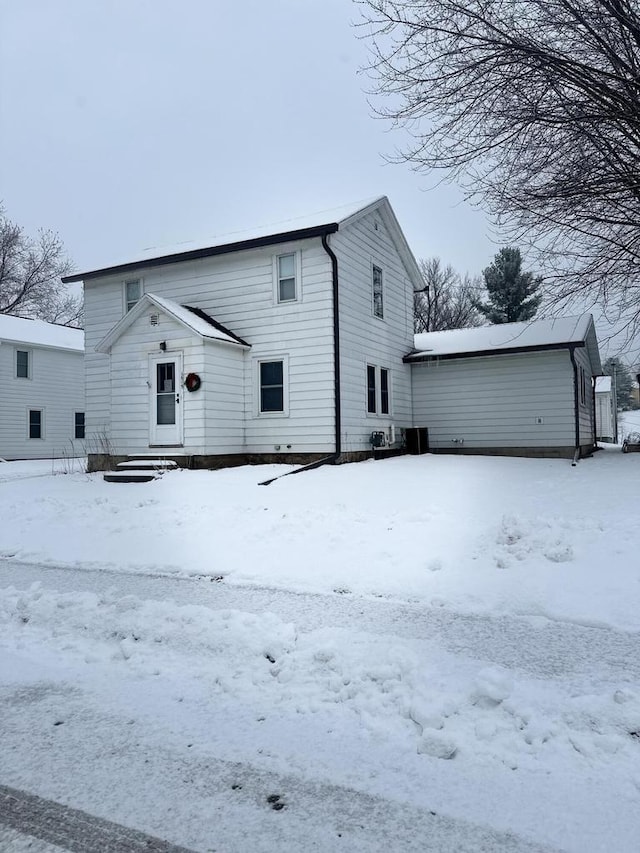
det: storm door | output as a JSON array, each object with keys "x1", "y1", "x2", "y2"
[{"x1": 149, "y1": 353, "x2": 183, "y2": 445}]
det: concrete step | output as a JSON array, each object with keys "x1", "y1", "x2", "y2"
[
  {"x1": 116, "y1": 459, "x2": 178, "y2": 470},
  {"x1": 104, "y1": 471, "x2": 158, "y2": 483}
]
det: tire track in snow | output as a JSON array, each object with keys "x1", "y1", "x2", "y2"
[
  {"x1": 0, "y1": 693, "x2": 561, "y2": 853},
  {"x1": 0, "y1": 785, "x2": 195, "y2": 853}
]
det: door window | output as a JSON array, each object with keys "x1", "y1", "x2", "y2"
[{"x1": 156, "y1": 362, "x2": 176, "y2": 425}]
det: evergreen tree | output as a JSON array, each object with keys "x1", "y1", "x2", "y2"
[
  {"x1": 474, "y1": 248, "x2": 542, "y2": 324},
  {"x1": 603, "y1": 356, "x2": 633, "y2": 411}
]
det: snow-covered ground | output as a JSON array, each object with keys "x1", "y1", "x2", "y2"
[
  {"x1": 620, "y1": 408, "x2": 640, "y2": 437},
  {"x1": 1, "y1": 452, "x2": 639, "y2": 630},
  {"x1": 1, "y1": 452, "x2": 639, "y2": 851}
]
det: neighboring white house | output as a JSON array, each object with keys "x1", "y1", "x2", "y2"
[
  {"x1": 406, "y1": 316, "x2": 602, "y2": 458},
  {"x1": 63, "y1": 197, "x2": 423, "y2": 470},
  {"x1": 63, "y1": 197, "x2": 603, "y2": 469},
  {"x1": 0, "y1": 314, "x2": 85, "y2": 460},
  {"x1": 595, "y1": 375, "x2": 617, "y2": 442}
]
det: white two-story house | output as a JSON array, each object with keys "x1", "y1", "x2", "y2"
[
  {"x1": 63, "y1": 197, "x2": 423, "y2": 470},
  {"x1": 0, "y1": 314, "x2": 85, "y2": 460},
  {"x1": 65, "y1": 197, "x2": 602, "y2": 470}
]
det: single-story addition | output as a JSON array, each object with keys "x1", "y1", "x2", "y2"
[
  {"x1": 0, "y1": 314, "x2": 85, "y2": 460},
  {"x1": 594, "y1": 375, "x2": 617, "y2": 442},
  {"x1": 405, "y1": 315, "x2": 602, "y2": 459}
]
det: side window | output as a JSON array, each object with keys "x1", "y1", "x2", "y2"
[
  {"x1": 277, "y1": 253, "x2": 297, "y2": 302},
  {"x1": 16, "y1": 349, "x2": 30, "y2": 379},
  {"x1": 579, "y1": 365, "x2": 586, "y2": 406},
  {"x1": 260, "y1": 360, "x2": 285, "y2": 413},
  {"x1": 380, "y1": 368, "x2": 390, "y2": 415},
  {"x1": 274, "y1": 252, "x2": 300, "y2": 304},
  {"x1": 75, "y1": 412, "x2": 85, "y2": 439},
  {"x1": 367, "y1": 365, "x2": 377, "y2": 413},
  {"x1": 372, "y1": 264, "x2": 384, "y2": 319},
  {"x1": 124, "y1": 278, "x2": 143, "y2": 312},
  {"x1": 29, "y1": 409, "x2": 42, "y2": 439},
  {"x1": 367, "y1": 365, "x2": 391, "y2": 414}
]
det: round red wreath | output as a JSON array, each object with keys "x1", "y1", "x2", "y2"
[{"x1": 185, "y1": 372, "x2": 201, "y2": 392}]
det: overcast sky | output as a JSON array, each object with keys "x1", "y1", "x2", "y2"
[{"x1": 0, "y1": 0, "x2": 494, "y2": 276}]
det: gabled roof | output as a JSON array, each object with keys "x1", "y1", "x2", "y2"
[
  {"x1": 95, "y1": 293, "x2": 249, "y2": 353},
  {"x1": 406, "y1": 314, "x2": 602, "y2": 372},
  {"x1": 61, "y1": 196, "x2": 423, "y2": 290},
  {"x1": 0, "y1": 313, "x2": 84, "y2": 352}
]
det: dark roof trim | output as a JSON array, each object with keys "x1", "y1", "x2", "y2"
[
  {"x1": 182, "y1": 305, "x2": 249, "y2": 347},
  {"x1": 62, "y1": 223, "x2": 340, "y2": 283},
  {"x1": 404, "y1": 340, "x2": 584, "y2": 364}
]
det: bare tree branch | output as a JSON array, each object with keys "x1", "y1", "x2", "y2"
[
  {"x1": 359, "y1": 0, "x2": 640, "y2": 333},
  {"x1": 414, "y1": 257, "x2": 482, "y2": 331},
  {"x1": 0, "y1": 206, "x2": 82, "y2": 327}
]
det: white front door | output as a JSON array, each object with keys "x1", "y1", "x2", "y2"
[{"x1": 149, "y1": 353, "x2": 183, "y2": 446}]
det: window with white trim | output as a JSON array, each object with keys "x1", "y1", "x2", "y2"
[
  {"x1": 367, "y1": 365, "x2": 377, "y2": 413},
  {"x1": 366, "y1": 365, "x2": 391, "y2": 414},
  {"x1": 380, "y1": 368, "x2": 390, "y2": 415},
  {"x1": 29, "y1": 409, "x2": 42, "y2": 439},
  {"x1": 259, "y1": 360, "x2": 285, "y2": 413},
  {"x1": 578, "y1": 365, "x2": 587, "y2": 406},
  {"x1": 16, "y1": 349, "x2": 30, "y2": 379},
  {"x1": 272, "y1": 251, "x2": 302, "y2": 305},
  {"x1": 74, "y1": 412, "x2": 85, "y2": 439},
  {"x1": 124, "y1": 278, "x2": 143, "y2": 312},
  {"x1": 372, "y1": 264, "x2": 384, "y2": 318},
  {"x1": 276, "y1": 253, "x2": 297, "y2": 302}
]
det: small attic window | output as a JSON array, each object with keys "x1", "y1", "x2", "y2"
[{"x1": 150, "y1": 313, "x2": 160, "y2": 326}]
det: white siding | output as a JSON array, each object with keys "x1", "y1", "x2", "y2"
[
  {"x1": 83, "y1": 238, "x2": 336, "y2": 457},
  {"x1": 574, "y1": 344, "x2": 595, "y2": 446},
  {"x1": 108, "y1": 311, "x2": 205, "y2": 454},
  {"x1": 411, "y1": 350, "x2": 576, "y2": 450},
  {"x1": 0, "y1": 342, "x2": 85, "y2": 460},
  {"x1": 203, "y1": 342, "x2": 245, "y2": 452},
  {"x1": 595, "y1": 391, "x2": 614, "y2": 440},
  {"x1": 332, "y1": 210, "x2": 414, "y2": 453}
]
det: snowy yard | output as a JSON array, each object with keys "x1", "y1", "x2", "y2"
[{"x1": 1, "y1": 450, "x2": 639, "y2": 852}]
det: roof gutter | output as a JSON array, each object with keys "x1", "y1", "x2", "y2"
[{"x1": 404, "y1": 340, "x2": 585, "y2": 364}]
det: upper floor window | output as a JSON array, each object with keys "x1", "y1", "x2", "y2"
[
  {"x1": 124, "y1": 278, "x2": 143, "y2": 312},
  {"x1": 372, "y1": 264, "x2": 384, "y2": 318},
  {"x1": 276, "y1": 252, "x2": 298, "y2": 303},
  {"x1": 16, "y1": 349, "x2": 30, "y2": 379}
]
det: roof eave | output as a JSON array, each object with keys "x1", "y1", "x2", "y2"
[
  {"x1": 95, "y1": 293, "x2": 249, "y2": 353},
  {"x1": 0, "y1": 337, "x2": 83, "y2": 354},
  {"x1": 62, "y1": 223, "x2": 340, "y2": 283},
  {"x1": 404, "y1": 340, "x2": 584, "y2": 363}
]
